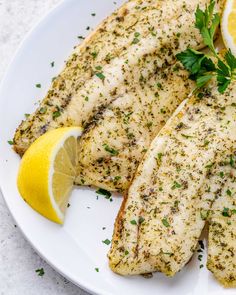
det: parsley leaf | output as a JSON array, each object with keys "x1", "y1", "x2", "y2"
[
  {"x1": 35, "y1": 268, "x2": 45, "y2": 276},
  {"x1": 96, "y1": 188, "x2": 112, "y2": 199},
  {"x1": 103, "y1": 144, "x2": 118, "y2": 156},
  {"x1": 102, "y1": 239, "x2": 111, "y2": 245},
  {"x1": 162, "y1": 218, "x2": 170, "y2": 227},
  {"x1": 195, "y1": 1, "x2": 220, "y2": 54},
  {"x1": 176, "y1": 0, "x2": 236, "y2": 93}
]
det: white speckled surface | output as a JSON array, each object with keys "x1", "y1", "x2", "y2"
[{"x1": 0, "y1": 1, "x2": 88, "y2": 294}]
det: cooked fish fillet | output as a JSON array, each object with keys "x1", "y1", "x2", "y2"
[
  {"x1": 76, "y1": 63, "x2": 194, "y2": 191},
  {"x1": 108, "y1": 80, "x2": 236, "y2": 276},
  {"x1": 75, "y1": 0, "x2": 225, "y2": 191},
  {"x1": 207, "y1": 149, "x2": 236, "y2": 287},
  {"x1": 13, "y1": 0, "x2": 218, "y2": 156}
]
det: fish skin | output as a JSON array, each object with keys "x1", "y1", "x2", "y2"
[
  {"x1": 108, "y1": 80, "x2": 236, "y2": 277},
  {"x1": 13, "y1": 0, "x2": 217, "y2": 156}
]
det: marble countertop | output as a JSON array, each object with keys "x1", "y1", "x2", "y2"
[{"x1": 0, "y1": 1, "x2": 88, "y2": 294}]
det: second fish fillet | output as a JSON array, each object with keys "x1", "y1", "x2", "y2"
[{"x1": 108, "y1": 80, "x2": 236, "y2": 276}]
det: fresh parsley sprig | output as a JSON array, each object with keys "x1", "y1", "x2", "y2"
[{"x1": 176, "y1": 0, "x2": 236, "y2": 94}]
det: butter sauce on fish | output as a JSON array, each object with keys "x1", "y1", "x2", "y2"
[
  {"x1": 108, "y1": 80, "x2": 236, "y2": 278},
  {"x1": 14, "y1": 0, "x2": 216, "y2": 156}
]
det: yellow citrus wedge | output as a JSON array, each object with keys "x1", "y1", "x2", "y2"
[
  {"x1": 221, "y1": 0, "x2": 236, "y2": 56},
  {"x1": 17, "y1": 127, "x2": 83, "y2": 224}
]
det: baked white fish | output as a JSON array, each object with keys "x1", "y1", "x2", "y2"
[
  {"x1": 13, "y1": 0, "x2": 216, "y2": 156},
  {"x1": 108, "y1": 80, "x2": 236, "y2": 279},
  {"x1": 207, "y1": 148, "x2": 236, "y2": 287}
]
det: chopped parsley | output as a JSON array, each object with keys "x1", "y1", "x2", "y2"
[
  {"x1": 52, "y1": 110, "x2": 61, "y2": 119},
  {"x1": 96, "y1": 72, "x2": 105, "y2": 80},
  {"x1": 198, "y1": 240, "x2": 204, "y2": 250},
  {"x1": 39, "y1": 107, "x2": 47, "y2": 114},
  {"x1": 157, "y1": 153, "x2": 163, "y2": 161},
  {"x1": 198, "y1": 254, "x2": 203, "y2": 262},
  {"x1": 219, "y1": 171, "x2": 224, "y2": 178},
  {"x1": 103, "y1": 144, "x2": 118, "y2": 156},
  {"x1": 91, "y1": 13, "x2": 96, "y2": 16},
  {"x1": 181, "y1": 133, "x2": 194, "y2": 139},
  {"x1": 35, "y1": 268, "x2": 45, "y2": 276},
  {"x1": 200, "y1": 209, "x2": 209, "y2": 220},
  {"x1": 171, "y1": 181, "x2": 182, "y2": 190},
  {"x1": 132, "y1": 37, "x2": 140, "y2": 45},
  {"x1": 138, "y1": 216, "x2": 145, "y2": 224},
  {"x1": 229, "y1": 155, "x2": 235, "y2": 167},
  {"x1": 222, "y1": 207, "x2": 231, "y2": 217},
  {"x1": 102, "y1": 239, "x2": 111, "y2": 245},
  {"x1": 51, "y1": 61, "x2": 55, "y2": 67},
  {"x1": 35, "y1": 83, "x2": 41, "y2": 88},
  {"x1": 114, "y1": 175, "x2": 121, "y2": 182},
  {"x1": 203, "y1": 140, "x2": 210, "y2": 147},
  {"x1": 124, "y1": 250, "x2": 129, "y2": 255},
  {"x1": 8, "y1": 140, "x2": 14, "y2": 145},
  {"x1": 162, "y1": 218, "x2": 170, "y2": 227},
  {"x1": 24, "y1": 113, "x2": 30, "y2": 118},
  {"x1": 95, "y1": 267, "x2": 99, "y2": 272},
  {"x1": 130, "y1": 220, "x2": 137, "y2": 225},
  {"x1": 91, "y1": 51, "x2": 98, "y2": 59},
  {"x1": 226, "y1": 189, "x2": 232, "y2": 197},
  {"x1": 96, "y1": 188, "x2": 112, "y2": 199}
]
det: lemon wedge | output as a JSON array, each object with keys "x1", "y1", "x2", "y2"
[
  {"x1": 221, "y1": 0, "x2": 236, "y2": 56},
  {"x1": 17, "y1": 127, "x2": 83, "y2": 224}
]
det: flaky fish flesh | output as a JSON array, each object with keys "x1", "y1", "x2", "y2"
[
  {"x1": 13, "y1": 0, "x2": 216, "y2": 156},
  {"x1": 108, "y1": 80, "x2": 236, "y2": 280}
]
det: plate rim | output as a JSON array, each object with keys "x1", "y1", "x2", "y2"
[{"x1": 0, "y1": 1, "x2": 109, "y2": 294}]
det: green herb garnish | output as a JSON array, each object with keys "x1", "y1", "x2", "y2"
[
  {"x1": 103, "y1": 144, "x2": 118, "y2": 156},
  {"x1": 39, "y1": 107, "x2": 47, "y2": 114},
  {"x1": 96, "y1": 72, "x2": 105, "y2": 80},
  {"x1": 35, "y1": 268, "x2": 45, "y2": 276},
  {"x1": 171, "y1": 181, "x2": 182, "y2": 190},
  {"x1": 162, "y1": 218, "x2": 170, "y2": 227},
  {"x1": 96, "y1": 188, "x2": 112, "y2": 199},
  {"x1": 222, "y1": 207, "x2": 231, "y2": 217},
  {"x1": 226, "y1": 189, "x2": 232, "y2": 196},
  {"x1": 102, "y1": 239, "x2": 111, "y2": 245},
  {"x1": 176, "y1": 0, "x2": 236, "y2": 93},
  {"x1": 52, "y1": 110, "x2": 61, "y2": 119}
]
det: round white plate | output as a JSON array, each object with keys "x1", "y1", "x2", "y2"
[{"x1": 0, "y1": 0, "x2": 234, "y2": 294}]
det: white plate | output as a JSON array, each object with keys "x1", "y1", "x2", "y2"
[{"x1": 0, "y1": 1, "x2": 235, "y2": 294}]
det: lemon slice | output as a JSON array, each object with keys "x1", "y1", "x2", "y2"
[
  {"x1": 221, "y1": 0, "x2": 236, "y2": 56},
  {"x1": 17, "y1": 127, "x2": 83, "y2": 224}
]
